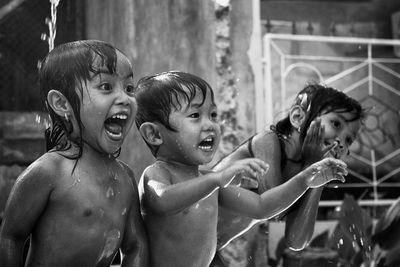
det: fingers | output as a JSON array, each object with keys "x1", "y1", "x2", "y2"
[
  {"x1": 236, "y1": 158, "x2": 269, "y2": 179},
  {"x1": 323, "y1": 158, "x2": 347, "y2": 170},
  {"x1": 240, "y1": 176, "x2": 259, "y2": 189},
  {"x1": 317, "y1": 121, "x2": 324, "y2": 147},
  {"x1": 322, "y1": 141, "x2": 337, "y2": 158},
  {"x1": 334, "y1": 174, "x2": 346, "y2": 183},
  {"x1": 307, "y1": 158, "x2": 348, "y2": 187},
  {"x1": 247, "y1": 159, "x2": 269, "y2": 176},
  {"x1": 306, "y1": 118, "x2": 322, "y2": 144}
]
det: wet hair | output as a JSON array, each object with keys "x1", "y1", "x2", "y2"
[
  {"x1": 272, "y1": 83, "x2": 365, "y2": 168},
  {"x1": 39, "y1": 40, "x2": 122, "y2": 158},
  {"x1": 135, "y1": 71, "x2": 215, "y2": 156}
]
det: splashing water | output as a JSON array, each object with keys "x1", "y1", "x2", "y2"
[{"x1": 41, "y1": 0, "x2": 60, "y2": 52}]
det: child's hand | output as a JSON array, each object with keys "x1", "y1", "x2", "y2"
[
  {"x1": 304, "y1": 158, "x2": 347, "y2": 188},
  {"x1": 218, "y1": 158, "x2": 269, "y2": 188},
  {"x1": 301, "y1": 118, "x2": 336, "y2": 166}
]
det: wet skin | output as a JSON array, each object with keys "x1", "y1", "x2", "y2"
[
  {"x1": 140, "y1": 88, "x2": 222, "y2": 267},
  {"x1": 139, "y1": 87, "x2": 347, "y2": 267},
  {"x1": 214, "y1": 111, "x2": 361, "y2": 250},
  {"x1": 0, "y1": 51, "x2": 148, "y2": 267}
]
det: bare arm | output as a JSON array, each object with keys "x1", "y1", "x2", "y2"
[
  {"x1": 284, "y1": 187, "x2": 323, "y2": 250},
  {"x1": 120, "y1": 166, "x2": 149, "y2": 267},
  {"x1": 219, "y1": 158, "x2": 347, "y2": 220},
  {"x1": 141, "y1": 165, "x2": 222, "y2": 216},
  {"x1": 0, "y1": 159, "x2": 54, "y2": 266},
  {"x1": 285, "y1": 119, "x2": 337, "y2": 250},
  {"x1": 142, "y1": 159, "x2": 268, "y2": 216}
]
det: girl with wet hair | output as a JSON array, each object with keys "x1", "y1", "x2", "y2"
[
  {"x1": 0, "y1": 40, "x2": 148, "y2": 267},
  {"x1": 212, "y1": 83, "x2": 365, "y2": 266}
]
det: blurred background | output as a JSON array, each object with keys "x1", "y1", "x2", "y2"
[{"x1": 1, "y1": 0, "x2": 400, "y2": 266}]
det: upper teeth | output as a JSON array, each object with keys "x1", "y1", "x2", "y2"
[
  {"x1": 112, "y1": 114, "x2": 127, "y2": 120},
  {"x1": 204, "y1": 137, "x2": 213, "y2": 142}
]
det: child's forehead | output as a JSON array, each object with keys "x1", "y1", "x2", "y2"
[
  {"x1": 173, "y1": 86, "x2": 214, "y2": 109},
  {"x1": 325, "y1": 110, "x2": 357, "y2": 121},
  {"x1": 91, "y1": 52, "x2": 132, "y2": 78}
]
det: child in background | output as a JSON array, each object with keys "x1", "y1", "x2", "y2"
[
  {"x1": 0, "y1": 40, "x2": 148, "y2": 267},
  {"x1": 212, "y1": 83, "x2": 365, "y2": 265},
  {"x1": 134, "y1": 71, "x2": 348, "y2": 267}
]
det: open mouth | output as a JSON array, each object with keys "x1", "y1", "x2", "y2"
[
  {"x1": 104, "y1": 113, "x2": 128, "y2": 140},
  {"x1": 198, "y1": 136, "x2": 215, "y2": 152}
]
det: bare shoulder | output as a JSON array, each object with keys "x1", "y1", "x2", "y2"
[
  {"x1": 142, "y1": 162, "x2": 174, "y2": 185},
  {"x1": 117, "y1": 160, "x2": 135, "y2": 180},
  {"x1": 16, "y1": 152, "x2": 65, "y2": 183},
  {"x1": 252, "y1": 131, "x2": 281, "y2": 158},
  {"x1": 253, "y1": 130, "x2": 280, "y2": 149}
]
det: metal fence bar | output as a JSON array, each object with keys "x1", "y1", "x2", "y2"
[{"x1": 261, "y1": 33, "x2": 400, "y2": 208}]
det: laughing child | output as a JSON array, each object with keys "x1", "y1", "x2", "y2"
[{"x1": 0, "y1": 40, "x2": 148, "y2": 267}]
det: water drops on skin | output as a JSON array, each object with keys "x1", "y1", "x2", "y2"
[
  {"x1": 106, "y1": 187, "x2": 115, "y2": 198},
  {"x1": 121, "y1": 208, "x2": 127, "y2": 216},
  {"x1": 96, "y1": 229, "x2": 121, "y2": 264}
]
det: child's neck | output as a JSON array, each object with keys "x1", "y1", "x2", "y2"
[
  {"x1": 81, "y1": 142, "x2": 117, "y2": 164},
  {"x1": 156, "y1": 157, "x2": 199, "y2": 175}
]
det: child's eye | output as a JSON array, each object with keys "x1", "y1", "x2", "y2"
[
  {"x1": 99, "y1": 83, "x2": 112, "y2": 91},
  {"x1": 331, "y1": 120, "x2": 341, "y2": 129},
  {"x1": 211, "y1": 112, "x2": 218, "y2": 121},
  {"x1": 126, "y1": 85, "x2": 135, "y2": 95},
  {"x1": 346, "y1": 137, "x2": 353, "y2": 146},
  {"x1": 189, "y1": 113, "x2": 200, "y2": 118}
]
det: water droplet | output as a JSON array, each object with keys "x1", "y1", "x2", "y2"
[
  {"x1": 122, "y1": 208, "x2": 127, "y2": 216},
  {"x1": 106, "y1": 187, "x2": 114, "y2": 198}
]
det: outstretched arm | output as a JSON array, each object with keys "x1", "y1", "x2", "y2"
[
  {"x1": 142, "y1": 159, "x2": 268, "y2": 216},
  {"x1": 285, "y1": 119, "x2": 337, "y2": 250},
  {"x1": 219, "y1": 158, "x2": 347, "y2": 220},
  {"x1": 284, "y1": 187, "x2": 324, "y2": 250},
  {"x1": 141, "y1": 166, "x2": 221, "y2": 216},
  {"x1": 0, "y1": 161, "x2": 54, "y2": 266}
]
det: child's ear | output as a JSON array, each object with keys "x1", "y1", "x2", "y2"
[
  {"x1": 47, "y1": 90, "x2": 74, "y2": 117},
  {"x1": 289, "y1": 105, "x2": 306, "y2": 130},
  {"x1": 139, "y1": 122, "x2": 163, "y2": 146}
]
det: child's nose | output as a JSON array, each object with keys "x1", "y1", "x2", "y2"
[
  {"x1": 203, "y1": 119, "x2": 216, "y2": 131},
  {"x1": 115, "y1": 88, "x2": 131, "y2": 106}
]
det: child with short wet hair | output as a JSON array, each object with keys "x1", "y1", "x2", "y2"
[
  {"x1": 213, "y1": 83, "x2": 365, "y2": 264},
  {"x1": 135, "y1": 71, "x2": 348, "y2": 267},
  {"x1": 0, "y1": 40, "x2": 148, "y2": 267}
]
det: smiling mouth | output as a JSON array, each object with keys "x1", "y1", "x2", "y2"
[
  {"x1": 198, "y1": 136, "x2": 215, "y2": 152},
  {"x1": 104, "y1": 113, "x2": 128, "y2": 140}
]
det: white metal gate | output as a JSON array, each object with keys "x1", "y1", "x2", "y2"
[{"x1": 260, "y1": 33, "x2": 400, "y2": 208}]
